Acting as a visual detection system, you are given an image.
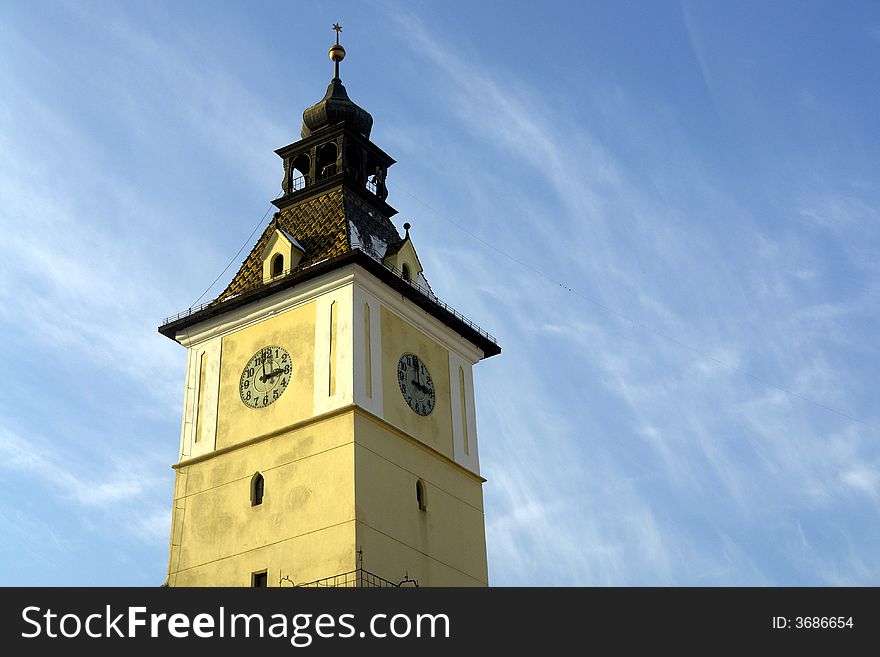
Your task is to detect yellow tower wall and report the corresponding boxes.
[379,306,454,459]
[167,411,356,587]
[353,411,488,586]
[215,301,316,451]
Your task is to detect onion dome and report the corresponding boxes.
[300,24,373,139]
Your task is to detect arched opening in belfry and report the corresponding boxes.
[369,165,388,200]
[316,142,338,181]
[291,153,310,191]
[401,263,411,283]
[345,147,363,184]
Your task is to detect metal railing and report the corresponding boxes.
[357,245,497,343]
[297,568,407,588]
[162,299,219,325]
[289,174,306,193]
[162,245,497,345]
[316,163,337,181]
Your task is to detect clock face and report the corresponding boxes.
[239,345,292,409]
[397,353,435,416]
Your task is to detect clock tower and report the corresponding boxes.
[159,29,500,587]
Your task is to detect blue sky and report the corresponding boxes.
[1,0,878,585]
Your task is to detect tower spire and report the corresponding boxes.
[329,22,345,81]
[301,23,372,139]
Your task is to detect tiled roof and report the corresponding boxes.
[215,187,401,303]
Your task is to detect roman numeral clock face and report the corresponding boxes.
[239,345,292,409]
[397,353,435,416]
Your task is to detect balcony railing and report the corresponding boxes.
[161,299,219,326]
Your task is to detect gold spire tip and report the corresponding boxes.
[329,22,346,65]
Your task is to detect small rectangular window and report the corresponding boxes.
[252,571,268,587]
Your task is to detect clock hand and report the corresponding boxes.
[260,367,285,383]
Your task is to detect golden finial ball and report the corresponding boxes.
[329,43,346,63]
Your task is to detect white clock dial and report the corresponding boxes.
[397,353,435,416]
[239,345,292,409]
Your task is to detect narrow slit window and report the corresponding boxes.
[271,253,284,277]
[251,472,264,506]
[401,264,411,282]
[416,479,427,512]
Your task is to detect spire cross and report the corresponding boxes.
[330,23,345,80]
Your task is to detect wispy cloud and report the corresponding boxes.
[388,10,880,585]
[0,428,161,509]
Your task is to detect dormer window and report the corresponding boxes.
[271,254,284,278]
[383,229,427,290]
[262,228,306,283]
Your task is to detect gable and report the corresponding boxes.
[383,237,424,284]
[260,229,307,282]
